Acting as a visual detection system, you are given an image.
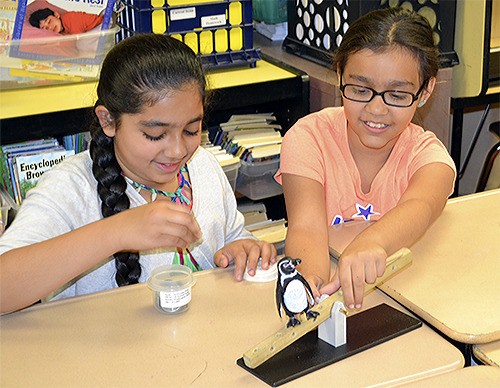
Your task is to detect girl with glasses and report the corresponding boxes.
[275,7,456,310]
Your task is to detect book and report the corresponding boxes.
[14,148,74,201]
[10,0,115,64]
[245,143,281,161]
[247,219,287,244]
[213,114,283,160]
[227,113,277,122]
[0,0,17,44]
[1,139,58,199]
[62,131,90,153]
[242,210,267,226]
[0,139,75,204]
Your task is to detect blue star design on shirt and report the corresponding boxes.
[352,203,379,221]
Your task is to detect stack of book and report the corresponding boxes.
[0,138,75,204]
[212,114,282,163]
[212,114,284,201]
[201,131,241,192]
[238,201,287,255]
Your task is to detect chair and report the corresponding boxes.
[476,121,500,192]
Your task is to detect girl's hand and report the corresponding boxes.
[114,200,202,252]
[319,243,387,309]
[213,239,277,281]
[303,273,325,303]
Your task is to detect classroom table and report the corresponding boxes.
[474,341,500,367]
[0,267,463,387]
[404,365,500,386]
[328,189,500,346]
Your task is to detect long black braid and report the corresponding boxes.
[89,34,207,287]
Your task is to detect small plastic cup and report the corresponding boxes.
[147,265,196,314]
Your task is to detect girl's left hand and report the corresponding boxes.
[213,239,277,281]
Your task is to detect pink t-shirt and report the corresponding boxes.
[275,107,456,226]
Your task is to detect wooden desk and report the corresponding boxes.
[329,189,500,345]
[404,365,500,386]
[474,341,500,367]
[0,269,463,387]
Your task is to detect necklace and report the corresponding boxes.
[124,166,191,205]
[123,166,201,271]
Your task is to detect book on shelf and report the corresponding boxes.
[246,143,281,159]
[242,210,267,226]
[1,139,56,198]
[247,218,287,244]
[226,113,277,122]
[214,113,284,163]
[11,0,116,60]
[239,202,287,244]
[2,0,116,84]
[213,113,282,147]
[0,139,75,204]
[15,148,74,201]
[62,131,90,153]
[0,0,17,44]
[237,201,267,215]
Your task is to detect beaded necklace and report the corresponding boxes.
[124,166,202,271]
[125,166,191,205]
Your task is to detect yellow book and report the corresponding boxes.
[251,224,287,244]
[10,68,83,82]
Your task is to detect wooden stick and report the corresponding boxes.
[242,247,412,369]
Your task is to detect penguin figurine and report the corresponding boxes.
[276,257,319,327]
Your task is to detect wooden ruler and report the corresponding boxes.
[242,247,412,369]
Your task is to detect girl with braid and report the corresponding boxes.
[0,34,276,314]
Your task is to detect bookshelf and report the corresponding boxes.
[1,59,308,143]
[0,58,310,220]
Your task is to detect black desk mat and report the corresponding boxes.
[237,303,422,386]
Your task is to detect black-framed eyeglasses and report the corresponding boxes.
[339,76,428,108]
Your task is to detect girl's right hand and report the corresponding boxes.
[113,200,202,252]
[304,273,325,303]
[319,243,387,309]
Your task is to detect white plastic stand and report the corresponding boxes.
[317,298,347,347]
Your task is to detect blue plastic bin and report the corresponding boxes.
[117,0,261,69]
